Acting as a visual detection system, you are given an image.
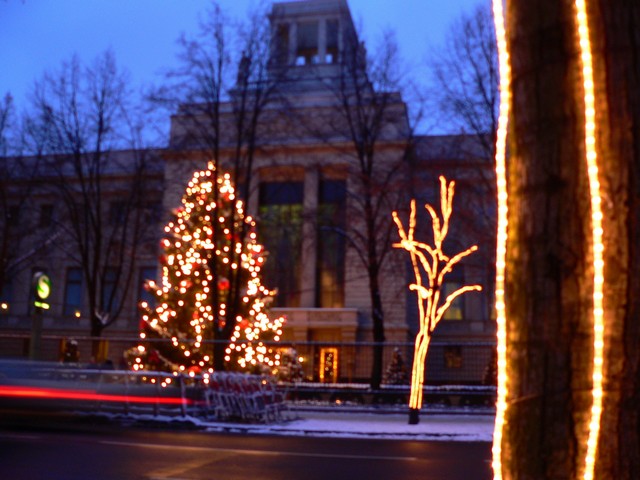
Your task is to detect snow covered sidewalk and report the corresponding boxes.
[200,410,495,442]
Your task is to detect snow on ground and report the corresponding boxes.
[87,404,495,442]
[199,410,495,442]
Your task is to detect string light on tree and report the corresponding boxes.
[575,0,605,477]
[490,1,606,476]
[131,161,285,377]
[491,0,511,476]
[393,176,481,425]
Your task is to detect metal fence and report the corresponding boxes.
[0,333,496,387]
[0,360,289,422]
[0,333,498,411]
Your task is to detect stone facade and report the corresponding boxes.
[0,0,496,379]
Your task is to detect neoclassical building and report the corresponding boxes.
[0,0,496,382]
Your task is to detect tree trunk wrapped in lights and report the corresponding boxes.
[393,176,481,425]
[130,161,284,377]
[491,0,640,478]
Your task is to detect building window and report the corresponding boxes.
[101,268,119,314]
[0,278,12,312]
[296,21,319,65]
[143,202,162,224]
[259,181,304,307]
[109,201,126,225]
[273,23,290,65]
[39,204,54,228]
[6,205,19,228]
[326,19,339,63]
[442,268,464,320]
[316,180,346,307]
[444,345,463,368]
[138,267,156,309]
[63,268,83,316]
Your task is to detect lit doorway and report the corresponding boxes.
[319,347,339,383]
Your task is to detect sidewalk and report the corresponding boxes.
[199,409,495,442]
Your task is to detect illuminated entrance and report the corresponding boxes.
[319,347,338,383]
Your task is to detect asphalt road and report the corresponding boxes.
[0,419,492,480]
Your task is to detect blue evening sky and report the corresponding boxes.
[0,0,482,130]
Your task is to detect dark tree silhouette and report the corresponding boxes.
[26,51,160,353]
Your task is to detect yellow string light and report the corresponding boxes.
[491,1,604,476]
[575,0,605,478]
[393,177,481,415]
[491,0,510,477]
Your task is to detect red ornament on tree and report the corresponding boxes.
[218,277,230,291]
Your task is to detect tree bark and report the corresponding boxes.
[504,0,593,477]
[587,1,640,478]
[503,0,640,478]
[370,279,385,390]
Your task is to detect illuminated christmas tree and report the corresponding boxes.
[383,348,409,386]
[132,161,284,376]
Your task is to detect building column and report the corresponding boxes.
[300,167,318,308]
[318,19,327,63]
[337,18,343,63]
[289,22,297,65]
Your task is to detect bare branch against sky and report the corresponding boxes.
[0,0,480,136]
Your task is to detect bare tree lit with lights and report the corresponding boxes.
[132,162,284,376]
[393,176,481,425]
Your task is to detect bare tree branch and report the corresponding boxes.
[25,51,161,349]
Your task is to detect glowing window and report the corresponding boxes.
[316,180,346,308]
[258,182,304,307]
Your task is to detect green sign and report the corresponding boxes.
[33,272,51,310]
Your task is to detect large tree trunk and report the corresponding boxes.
[588,1,640,478]
[370,282,385,390]
[502,0,640,478]
[504,2,592,477]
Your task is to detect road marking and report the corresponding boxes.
[101,440,418,462]
[0,433,41,441]
[148,456,214,479]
